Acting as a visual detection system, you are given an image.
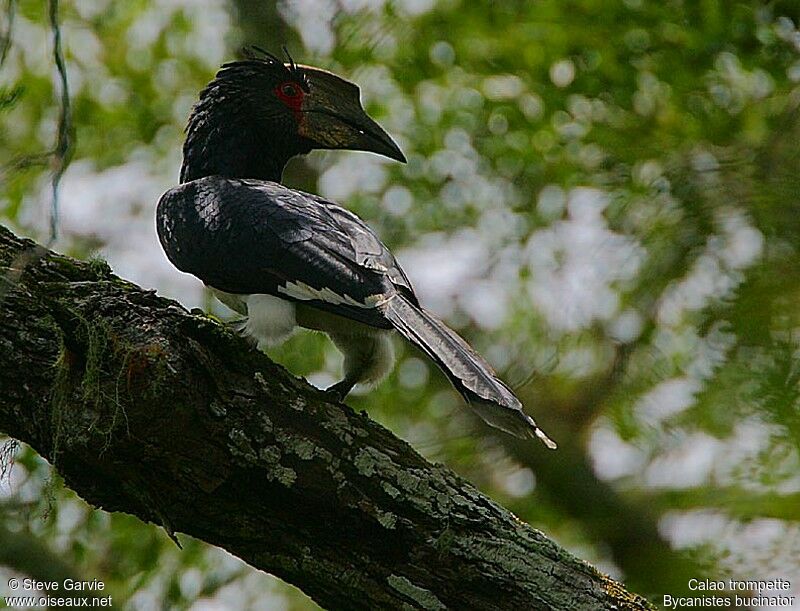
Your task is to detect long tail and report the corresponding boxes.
[382,294,556,449]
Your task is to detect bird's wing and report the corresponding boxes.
[308,193,416,295]
[157,176,415,328]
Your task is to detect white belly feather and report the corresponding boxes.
[209,287,395,388]
[243,294,297,349]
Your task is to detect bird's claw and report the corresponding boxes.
[324,380,354,403]
[324,388,346,403]
[227,317,248,333]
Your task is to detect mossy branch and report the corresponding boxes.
[0,224,654,611]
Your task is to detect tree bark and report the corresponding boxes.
[0,224,653,611]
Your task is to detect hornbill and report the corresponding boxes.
[156,49,555,447]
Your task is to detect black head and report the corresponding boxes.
[180,48,405,183]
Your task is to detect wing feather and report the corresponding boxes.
[157,176,415,327]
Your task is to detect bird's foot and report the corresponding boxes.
[324,379,356,403]
[228,317,249,334]
[223,318,258,347]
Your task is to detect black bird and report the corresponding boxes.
[157,49,555,447]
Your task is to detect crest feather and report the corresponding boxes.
[233,45,309,90]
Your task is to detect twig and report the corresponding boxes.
[0,0,71,305]
[47,0,72,246]
[0,438,20,484]
[0,0,15,68]
[0,152,54,176]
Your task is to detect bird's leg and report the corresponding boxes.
[229,317,249,333]
[226,317,258,347]
[323,331,393,402]
[325,377,358,402]
[192,309,256,345]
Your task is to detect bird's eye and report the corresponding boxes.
[280,82,299,97]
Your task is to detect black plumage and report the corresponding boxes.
[156,49,555,447]
[158,177,412,329]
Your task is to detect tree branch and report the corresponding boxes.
[0,224,653,611]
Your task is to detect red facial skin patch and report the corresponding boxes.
[274,81,305,124]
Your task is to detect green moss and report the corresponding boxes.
[47,254,83,276]
[49,311,140,460]
[81,318,132,450]
[50,338,76,465]
[81,317,111,406]
[120,342,172,403]
[40,471,62,521]
[604,574,656,610]
[87,256,112,278]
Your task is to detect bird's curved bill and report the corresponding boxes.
[296,65,405,162]
[300,108,406,163]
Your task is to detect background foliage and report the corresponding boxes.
[2,0,800,608]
